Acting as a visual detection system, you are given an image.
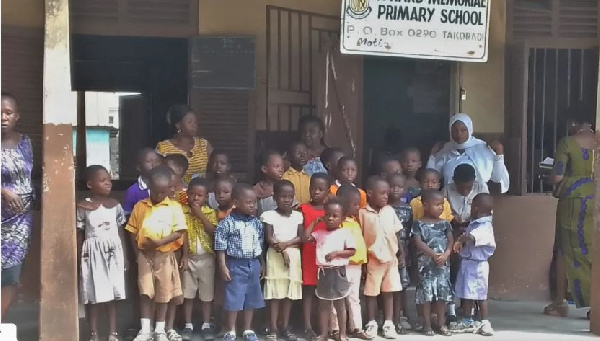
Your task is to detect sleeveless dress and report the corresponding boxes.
[156,137,209,182]
[300,204,326,286]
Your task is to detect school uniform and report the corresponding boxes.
[282,167,311,205]
[123,176,150,215]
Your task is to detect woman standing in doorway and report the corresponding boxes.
[156,105,213,182]
[1,92,35,318]
[428,113,509,193]
[545,101,595,318]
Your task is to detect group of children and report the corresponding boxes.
[76,120,497,341]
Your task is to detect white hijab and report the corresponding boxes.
[448,113,486,150]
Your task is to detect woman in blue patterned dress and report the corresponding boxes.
[1,93,34,317]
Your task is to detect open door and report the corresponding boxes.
[119,94,148,181]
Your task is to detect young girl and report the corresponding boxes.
[304,198,356,341]
[77,165,127,341]
[254,150,286,216]
[207,150,233,210]
[300,172,331,339]
[412,189,454,336]
[400,147,422,202]
[299,115,328,176]
[262,180,303,341]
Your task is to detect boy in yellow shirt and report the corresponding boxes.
[410,169,454,221]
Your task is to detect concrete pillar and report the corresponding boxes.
[592,55,600,336]
[39,0,78,339]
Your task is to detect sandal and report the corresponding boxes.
[438,326,452,336]
[89,332,99,341]
[280,330,297,341]
[329,330,340,340]
[304,329,318,340]
[423,328,435,337]
[266,332,278,341]
[311,335,327,341]
[108,332,120,341]
[543,301,569,317]
[336,336,349,341]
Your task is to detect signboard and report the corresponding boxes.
[340,0,491,62]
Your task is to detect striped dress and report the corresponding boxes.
[156,137,209,182]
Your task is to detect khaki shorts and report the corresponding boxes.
[364,257,402,296]
[182,253,215,301]
[138,251,183,304]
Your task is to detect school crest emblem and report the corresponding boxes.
[346,0,372,19]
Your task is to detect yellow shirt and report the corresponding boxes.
[282,167,311,205]
[126,197,187,253]
[183,205,218,254]
[342,217,367,265]
[156,137,208,183]
[410,196,454,221]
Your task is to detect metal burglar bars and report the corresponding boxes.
[526,48,598,193]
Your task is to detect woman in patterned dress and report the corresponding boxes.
[1,92,35,317]
[156,105,213,182]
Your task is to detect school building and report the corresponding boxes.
[1,0,600,339]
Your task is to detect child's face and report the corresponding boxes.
[215,181,233,207]
[177,112,198,137]
[149,177,172,205]
[324,203,344,231]
[325,151,345,175]
[381,160,402,179]
[421,172,441,190]
[455,180,475,197]
[261,154,284,181]
[210,154,230,176]
[401,151,422,176]
[138,152,162,176]
[340,192,361,217]
[275,185,295,212]
[368,181,390,208]
[166,160,185,179]
[338,160,357,184]
[309,178,329,205]
[301,122,323,148]
[423,195,444,219]
[389,176,406,201]
[87,169,112,196]
[187,185,208,207]
[451,121,469,145]
[289,144,308,169]
[233,189,257,216]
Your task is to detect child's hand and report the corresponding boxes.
[260,262,266,279]
[220,264,231,281]
[77,201,100,211]
[282,251,290,268]
[431,142,444,156]
[277,241,289,252]
[325,251,337,262]
[315,216,324,224]
[179,254,188,272]
[434,253,444,266]
[453,241,463,254]
[397,255,405,269]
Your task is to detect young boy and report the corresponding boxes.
[127,166,187,341]
[452,193,496,336]
[359,176,403,340]
[379,156,402,180]
[214,177,236,222]
[180,178,218,341]
[320,147,345,178]
[123,148,162,216]
[445,163,488,229]
[330,157,367,208]
[207,150,233,209]
[410,169,453,221]
[165,154,190,204]
[400,147,423,202]
[282,141,311,205]
[214,183,266,341]
[254,150,286,216]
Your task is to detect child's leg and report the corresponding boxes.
[166,301,178,331]
[393,291,402,322]
[154,302,168,332]
[366,296,378,323]
[401,291,408,319]
[184,299,194,325]
[281,299,293,332]
[477,300,489,320]
[332,299,348,338]
[422,302,432,332]
[140,295,153,333]
[381,292,394,322]
[435,301,446,329]
[318,299,332,338]
[462,299,474,319]
[223,311,238,333]
[302,286,315,331]
[202,301,213,326]
[268,300,280,334]
[242,309,254,332]
[346,265,363,332]
[86,304,98,334]
[106,301,117,334]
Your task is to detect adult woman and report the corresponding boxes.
[156,105,213,182]
[298,115,327,176]
[545,101,594,317]
[1,92,34,317]
[427,113,509,193]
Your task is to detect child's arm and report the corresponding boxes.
[125,205,141,260]
[180,231,189,271]
[283,223,304,249]
[303,217,323,241]
[142,230,185,251]
[397,241,405,268]
[411,221,437,258]
[217,250,231,281]
[325,248,356,262]
[265,223,276,248]
[191,204,216,234]
[436,223,455,266]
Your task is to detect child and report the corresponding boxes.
[127,166,187,341]
[215,177,236,222]
[412,189,454,336]
[254,150,286,216]
[180,178,218,341]
[77,165,127,341]
[410,169,454,221]
[298,115,328,175]
[387,173,413,334]
[400,147,423,202]
[165,153,189,204]
[379,156,402,180]
[335,185,370,340]
[123,148,162,216]
[214,183,266,341]
[207,150,233,209]
[320,147,345,178]
[300,172,330,339]
[360,176,403,340]
[452,193,496,336]
[330,157,367,208]
[261,180,303,341]
[282,142,311,205]
[304,198,356,341]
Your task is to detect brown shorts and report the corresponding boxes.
[364,257,402,296]
[182,253,215,301]
[138,251,183,304]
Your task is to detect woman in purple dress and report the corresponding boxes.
[1,93,34,317]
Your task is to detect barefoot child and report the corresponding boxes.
[412,189,454,336]
[300,173,330,339]
[215,184,266,341]
[452,193,496,336]
[282,142,311,205]
[180,178,218,341]
[360,176,403,340]
[330,157,367,208]
[304,198,356,341]
[400,147,423,202]
[262,180,303,341]
[127,166,187,341]
[77,165,127,341]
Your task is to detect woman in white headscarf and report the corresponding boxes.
[427,113,509,193]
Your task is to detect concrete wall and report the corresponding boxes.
[1,0,43,28]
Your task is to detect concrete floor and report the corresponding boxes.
[2,300,596,341]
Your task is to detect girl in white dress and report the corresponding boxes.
[77,165,127,341]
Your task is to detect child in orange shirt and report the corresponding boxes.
[329,157,367,208]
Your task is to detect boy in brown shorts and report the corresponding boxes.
[127,166,188,341]
[359,176,404,340]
